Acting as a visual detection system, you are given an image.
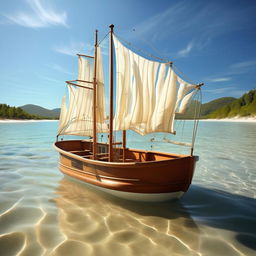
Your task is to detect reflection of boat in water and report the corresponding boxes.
[54,24,203,202]
[55,177,197,219]
[53,177,200,255]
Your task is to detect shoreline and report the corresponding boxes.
[200,117,256,123]
[1,118,256,124]
[0,119,58,123]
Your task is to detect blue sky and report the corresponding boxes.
[0,0,256,109]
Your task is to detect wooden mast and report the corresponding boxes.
[93,30,98,160]
[108,24,114,162]
[122,130,126,162]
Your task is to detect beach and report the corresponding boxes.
[0,119,58,123]
[0,117,255,123]
[202,117,256,123]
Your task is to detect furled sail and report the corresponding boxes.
[58,46,107,136]
[113,36,198,135]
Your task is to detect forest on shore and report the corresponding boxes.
[0,104,45,119]
[1,89,255,120]
[207,89,256,118]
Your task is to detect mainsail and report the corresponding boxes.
[113,35,199,135]
[58,46,107,136]
[58,35,199,138]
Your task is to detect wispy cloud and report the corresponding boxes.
[128,1,256,57]
[177,41,194,58]
[204,60,256,83]
[54,41,92,56]
[40,75,62,84]
[54,40,109,57]
[204,87,234,94]
[204,87,246,97]
[206,77,232,83]
[130,1,191,41]
[99,39,109,56]
[229,60,256,75]
[5,0,67,28]
[50,64,74,76]
[229,60,256,69]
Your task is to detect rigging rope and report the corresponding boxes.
[191,88,202,155]
[114,33,200,85]
[97,30,202,87]
[98,31,110,46]
[114,33,170,63]
[95,29,204,155]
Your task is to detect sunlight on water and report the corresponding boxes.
[0,121,255,256]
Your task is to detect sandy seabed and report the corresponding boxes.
[0,119,255,256]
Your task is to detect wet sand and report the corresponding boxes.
[0,176,255,256]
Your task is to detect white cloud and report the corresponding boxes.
[99,38,109,56]
[204,87,234,94]
[54,41,93,56]
[128,1,256,57]
[130,1,191,41]
[177,41,194,58]
[205,87,246,97]
[206,77,232,83]
[229,60,256,69]
[228,60,256,75]
[5,0,67,28]
[54,37,109,57]
[50,64,74,76]
[40,75,62,84]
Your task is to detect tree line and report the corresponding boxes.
[208,89,256,118]
[0,104,42,119]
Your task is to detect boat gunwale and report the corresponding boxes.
[54,140,195,168]
[59,162,190,187]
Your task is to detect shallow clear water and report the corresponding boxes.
[0,121,255,256]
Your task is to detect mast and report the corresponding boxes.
[108,24,114,162]
[93,30,98,160]
[122,130,126,162]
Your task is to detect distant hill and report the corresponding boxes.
[5,89,255,121]
[52,108,61,113]
[0,104,42,119]
[207,89,256,118]
[20,104,60,119]
[201,97,236,117]
[176,97,236,119]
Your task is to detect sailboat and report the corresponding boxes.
[54,25,203,202]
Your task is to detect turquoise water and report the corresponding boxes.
[0,120,255,255]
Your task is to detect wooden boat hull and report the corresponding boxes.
[54,140,197,202]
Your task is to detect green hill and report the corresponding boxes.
[52,108,61,113]
[207,89,256,118]
[0,104,42,119]
[201,97,236,117]
[20,104,60,119]
[176,97,236,119]
[3,89,255,121]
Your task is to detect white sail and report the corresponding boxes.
[58,46,107,136]
[176,90,197,114]
[113,36,198,135]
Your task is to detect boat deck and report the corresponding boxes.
[56,139,185,163]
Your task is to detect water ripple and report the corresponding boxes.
[0,121,255,255]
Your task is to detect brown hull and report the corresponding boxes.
[54,140,197,199]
